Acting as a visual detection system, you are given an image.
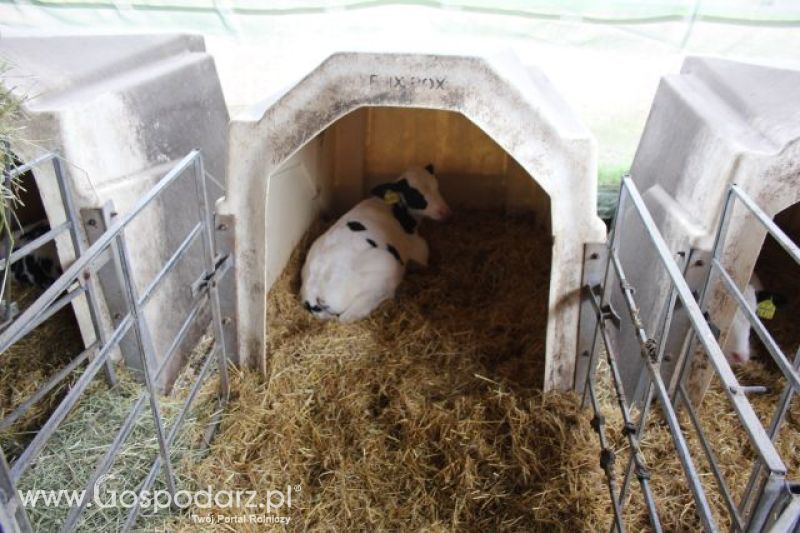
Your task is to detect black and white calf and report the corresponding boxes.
[3,223,61,289]
[724,278,760,365]
[301,165,451,321]
[723,272,790,365]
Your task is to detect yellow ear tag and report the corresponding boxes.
[757,298,776,320]
[383,190,401,205]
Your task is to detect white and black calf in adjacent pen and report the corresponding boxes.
[723,273,787,365]
[3,222,61,288]
[301,165,451,322]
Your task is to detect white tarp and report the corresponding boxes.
[1,0,799,188]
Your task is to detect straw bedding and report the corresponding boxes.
[603,359,800,532]
[178,210,798,532]
[10,335,220,532]
[181,211,617,531]
[0,281,85,457]
[5,210,795,531]
[0,280,221,530]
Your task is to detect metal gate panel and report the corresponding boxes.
[582,176,798,532]
[0,150,232,532]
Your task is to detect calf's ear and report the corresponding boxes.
[425,163,435,174]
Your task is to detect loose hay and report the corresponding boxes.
[13,334,221,532]
[593,358,800,532]
[178,210,798,532]
[182,211,616,531]
[0,278,220,531]
[0,281,84,457]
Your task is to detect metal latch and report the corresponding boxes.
[601,303,622,329]
[590,284,622,329]
[191,254,232,298]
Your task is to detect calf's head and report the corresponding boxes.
[371,164,452,221]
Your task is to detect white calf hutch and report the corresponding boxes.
[612,57,800,406]
[589,57,800,530]
[0,34,229,389]
[0,36,798,531]
[220,51,606,391]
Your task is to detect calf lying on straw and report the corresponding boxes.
[301,165,451,321]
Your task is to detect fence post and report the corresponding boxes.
[191,151,230,400]
[113,229,177,496]
[52,157,117,386]
[0,447,31,533]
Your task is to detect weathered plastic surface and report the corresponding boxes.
[220,50,606,391]
[0,34,229,389]
[617,57,800,402]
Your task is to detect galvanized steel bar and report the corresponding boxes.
[672,187,736,410]
[166,345,219,445]
[586,288,663,533]
[585,374,627,533]
[0,222,70,270]
[5,153,56,179]
[617,268,683,522]
[582,177,630,531]
[0,342,97,431]
[620,178,785,475]
[740,346,800,521]
[766,345,800,446]
[121,344,220,532]
[711,258,800,392]
[610,246,719,531]
[1,170,15,304]
[192,154,230,400]
[10,314,134,481]
[618,382,656,511]
[677,383,745,530]
[53,156,117,386]
[121,455,161,533]
[114,230,177,496]
[159,255,232,369]
[658,182,796,528]
[582,293,606,410]
[730,185,800,266]
[0,499,22,533]
[138,221,203,308]
[0,447,32,533]
[0,150,200,355]
[582,179,628,408]
[118,268,231,528]
[59,280,223,531]
[768,493,800,533]
[747,474,787,532]
[58,395,148,532]
[3,284,86,348]
[0,150,229,532]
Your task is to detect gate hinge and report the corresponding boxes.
[191,254,232,298]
